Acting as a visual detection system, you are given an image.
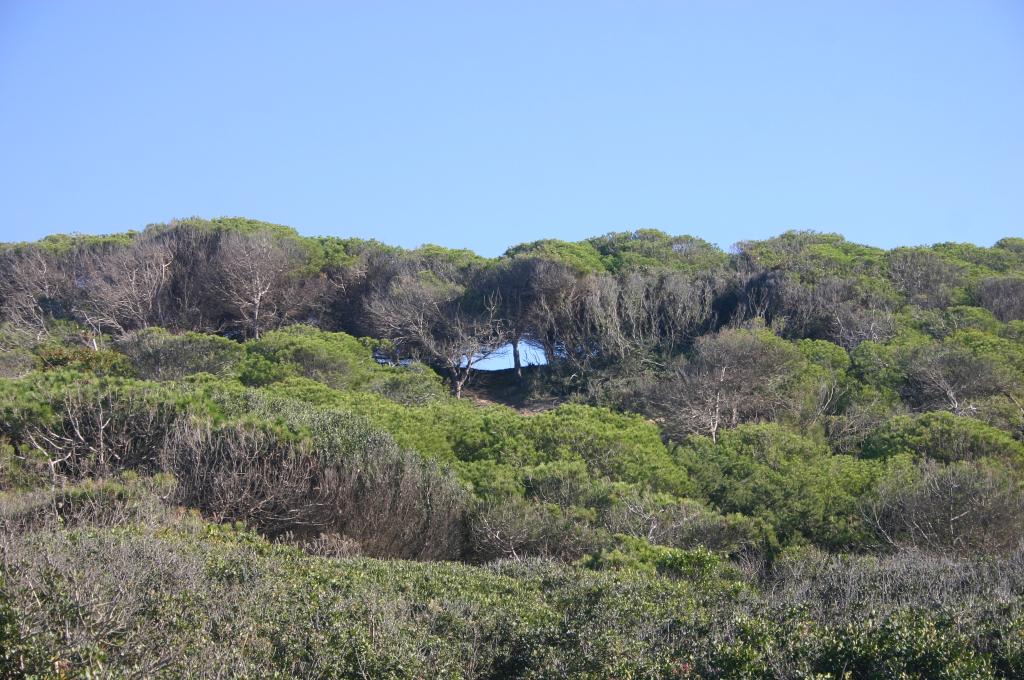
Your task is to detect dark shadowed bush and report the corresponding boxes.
[163,412,471,561]
[865,459,1024,555]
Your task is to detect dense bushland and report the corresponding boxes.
[2,219,1023,677]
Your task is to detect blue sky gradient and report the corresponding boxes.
[1,1,1021,254]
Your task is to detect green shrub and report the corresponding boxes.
[581,534,740,584]
[521,405,693,496]
[804,611,997,679]
[0,473,176,533]
[676,423,882,550]
[250,381,691,499]
[33,345,134,376]
[116,327,243,380]
[1,510,1022,677]
[243,325,446,403]
[864,411,1024,467]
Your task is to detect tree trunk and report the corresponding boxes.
[512,335,523,379]
[451,367,469,399]
[251,291,261,339]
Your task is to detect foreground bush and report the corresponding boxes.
[2,524,1021,679]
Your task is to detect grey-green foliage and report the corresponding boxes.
[2,522,1020,679]
[116,327,244,379]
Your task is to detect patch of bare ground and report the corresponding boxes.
[460,366,564,414]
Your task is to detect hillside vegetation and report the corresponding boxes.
[2,218,1024,677]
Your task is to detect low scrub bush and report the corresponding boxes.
[864,459,1024,555]
[164,415,471,560]
[116,327,243,380]
[3,524,1020,679]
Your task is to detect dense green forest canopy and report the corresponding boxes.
[2,217,1024,677]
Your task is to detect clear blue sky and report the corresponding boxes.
[1,1,1021,255]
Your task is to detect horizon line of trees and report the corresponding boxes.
[4,216,1023,399]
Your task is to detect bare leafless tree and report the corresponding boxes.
[864,460,1024,555]
[902,342,1019,415]
[601,491,756,553]
[887,248,961,309]
[215,229,318,338]
[469,497,599,561]
[488,258,552,378]
[74,237,174,336]
[647,327,801,442]
[974,276,1024,322]
[10,383,174,482]
[0,246,72,338]
[368,271,508,397]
